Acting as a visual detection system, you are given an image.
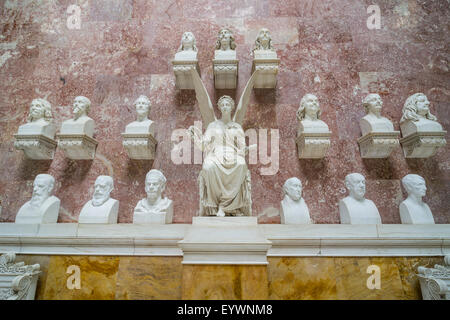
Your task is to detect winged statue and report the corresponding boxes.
[188,68,260,217]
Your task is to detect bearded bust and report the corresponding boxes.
[18,98,56,139]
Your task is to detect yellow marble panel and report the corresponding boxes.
[115,256,183,300]
[267,257,337,300]
[182,265,268,300]
[42,256,119,300]
[16,255,50,300]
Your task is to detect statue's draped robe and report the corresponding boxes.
[198,120,251,216]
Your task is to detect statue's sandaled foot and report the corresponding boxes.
[216,207,225,217]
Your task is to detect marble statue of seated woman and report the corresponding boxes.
[360,94,395,135]
[174,32,198,61]
[59,96,95,137]
[17,98,56,139]
[297,94,330,134]
[124,95,155,135]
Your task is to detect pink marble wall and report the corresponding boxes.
[0,0,448,224]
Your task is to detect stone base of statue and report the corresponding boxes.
[133,201,173,224]
[0,253,40,300]
[296,132,332,159]
[400,131,446,158]
[57,134,98,160]
[213,59,238,89]
[417,255,450,300]
[172,60,200,90]
[178,217,271,265]
[357,131,400,158]
[122,133,157,160]
[252,58,280,89]
[13,134,57,160]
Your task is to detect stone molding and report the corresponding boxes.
[122,133,157,160]
[417,254,450,300]
[400,131,447,158]
[57,133,98,160]
[357,131,400,158]
[14,134,57,160]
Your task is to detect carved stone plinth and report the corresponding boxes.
[57,134,98,160]
[357,131,400,158]
[0,253,40,300]
[400,131,447,158]
[417,255,450,300]
[14,134,57,160]
[122,133,157,160]
[213,59,238,89]
[296,132,331,159]
[172,60,200,90]
[252,58,280,89]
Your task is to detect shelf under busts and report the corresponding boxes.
[357,131,401,158]
[122,133,157,160]
[213,59,238,89]
[296,131,332,159]
[252,58,280,89]
[172,60,200,90]
[14,134,57,160]
[57,134,98,160]
[400,131,447,158]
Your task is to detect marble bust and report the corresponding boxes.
[124,95,155,135]
[59,96,95,137]
[133,169,173,224]
[78,176,119,224]
[215,28,236,60]
[297,94,330,133]
[175,31,198,61]
[253,28,277,59]
[15,174,60,224]
[17,98,56,139]
[280,177,311,224]
[400,93,442,137]
[339,173,382,224]
[399,174,435,224]
[360,94,395,135]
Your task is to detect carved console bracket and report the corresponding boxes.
[357,131,400,158]
[57,134,98,160]
[172,60,200,90]
[122,133,157,160]
[252,58,280,89]
[417,254,450,300]
[213,59,238,89]
[400,131,447,158]
[296,132,331,159]
[14,134,57,160]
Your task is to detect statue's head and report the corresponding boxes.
[72,96,91,120]
[216,28,236,51]
[363,93,383,115]
[92,175,114,207]
[27,98,53,123]
[218,95,235,116]
[401,93,437,123]
[254,28,274,51]
[283,177,303,201]
[178,32,197,52]
[345,173,366,201]
[30,174,55,207]
[145,169,167,203]
[297,94,321,121]
[134,95,151,120]
[402,174,426,198]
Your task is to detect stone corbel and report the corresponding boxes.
[172,60,201,90]
[357,131,400,158]
[57,134,98,160]
[417,255,450,300]
[400,131,447,158]
[14,134,57,160]
[122,133,157,160]
[213,59,238,89]
[296,132,332,159]
[252,58,280,89]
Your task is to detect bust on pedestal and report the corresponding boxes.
[78,176,119,224]
[399,93,446,158]
[172,32,200,90]
[15,174,60,224]
[339,173,382,224]
[280,177,311,224]
[122,95,157,159]
[251,28,280,89]
[296,94,332,159]
[14,98,57,159]
[357,94,400,158]
[399,174,435,224]
[57,96,98,159]
[133,169,173,224]
[213,28,238,89]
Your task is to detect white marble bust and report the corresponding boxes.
[339,173,382,224]
[360,94,395,135]
[15,174,60,224]
[280,177,311,224]
[133,169,173,224]
[124,95,155,135]
[17,98,56,139]
[174,32,198,61]
[253,28,277,59]
[399,174,435,224]
[214,28,236,60]
[78,176,119,224]
[59,96,95,137]
[297,94,330,134]
[400,93,443,137]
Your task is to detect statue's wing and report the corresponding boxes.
[190,67,216,127]
[233,70,259,125]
